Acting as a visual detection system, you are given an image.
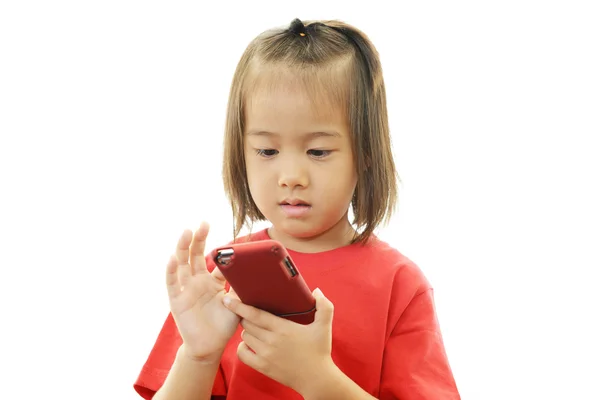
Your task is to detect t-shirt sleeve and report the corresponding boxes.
[379,289,460,400]
[133,254,227,399]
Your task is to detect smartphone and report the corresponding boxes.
[211,239,316,324]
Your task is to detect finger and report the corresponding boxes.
[223,296,280,331]
[226,285,240,300]
[241,318,272,343]
[177,264,192,288]
[313,288,334,325]
[165,255,180,298]
[175,230,193,287]
[211,265,228,284]
[237,341,266,372]
[189,222,210,275]
[175,229,193,264]
[241,329,268,355]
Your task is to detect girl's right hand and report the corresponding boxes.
[166,222,240,363]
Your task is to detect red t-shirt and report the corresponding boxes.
[134,229,460,399]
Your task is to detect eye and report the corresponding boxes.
[256,149,278,158]
[307,149,332,159]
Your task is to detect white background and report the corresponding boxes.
[1,1,599,399]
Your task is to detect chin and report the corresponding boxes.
[275,219,326,240]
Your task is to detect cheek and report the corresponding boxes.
[322,159,357,195]
[244,156,272,198]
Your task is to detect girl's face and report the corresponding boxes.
[244,79,358,252]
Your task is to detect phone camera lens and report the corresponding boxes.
[216,249,234,265]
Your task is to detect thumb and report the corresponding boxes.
[313,288,334,325]
[227,285,241,301]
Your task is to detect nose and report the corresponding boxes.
[277,156,309,189]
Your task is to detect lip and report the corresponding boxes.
[280,204,312,218]
[280,198,310,206]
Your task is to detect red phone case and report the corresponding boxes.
[211,240,316,324]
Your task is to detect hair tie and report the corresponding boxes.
[289,18,308,37]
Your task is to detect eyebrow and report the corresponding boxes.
[246,130,341,139]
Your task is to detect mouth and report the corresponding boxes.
[279,200,312,217]
[280,199,311,207]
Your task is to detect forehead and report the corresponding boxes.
[243,64,350,134]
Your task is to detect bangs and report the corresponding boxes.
[242,58,352,121]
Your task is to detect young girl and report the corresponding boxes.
[134,18,460,399]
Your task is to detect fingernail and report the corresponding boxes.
[223,296,231,307]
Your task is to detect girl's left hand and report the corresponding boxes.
[223,288,337,396]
